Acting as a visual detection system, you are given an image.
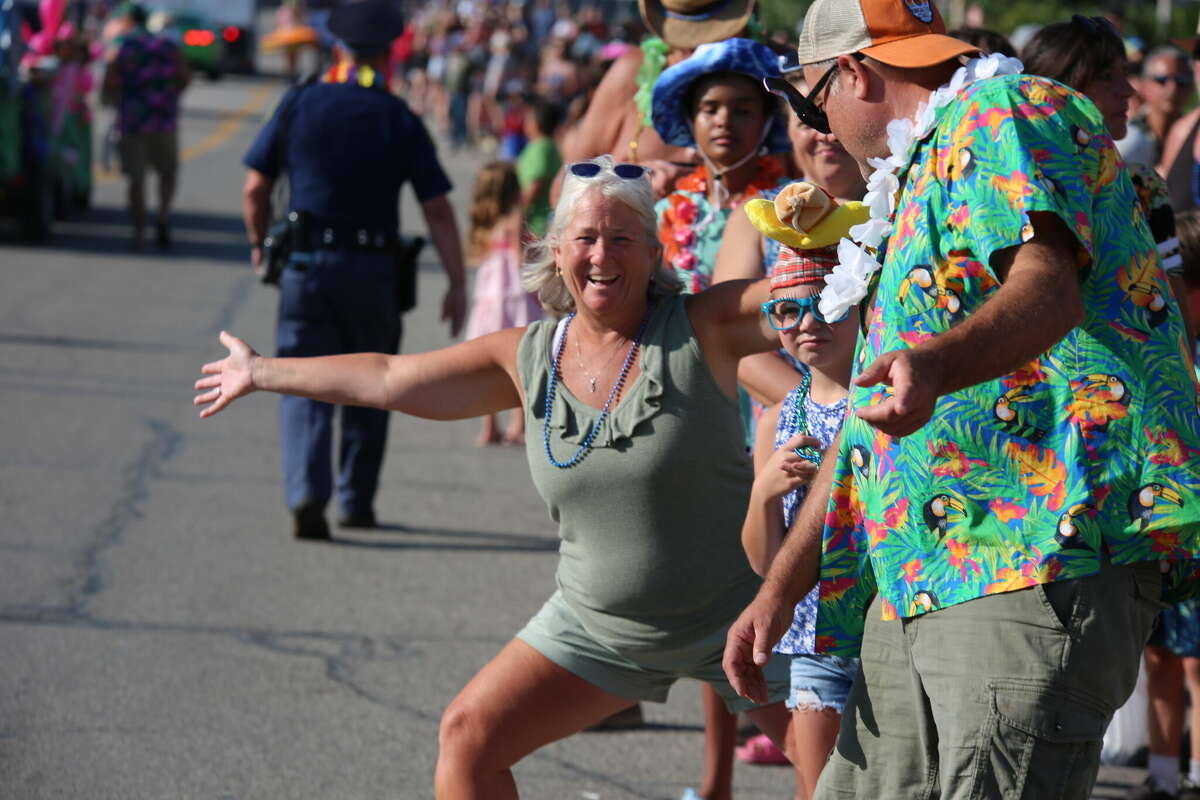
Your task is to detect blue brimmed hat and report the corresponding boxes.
[651,38,790,153]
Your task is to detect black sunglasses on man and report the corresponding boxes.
[763,53,866,135]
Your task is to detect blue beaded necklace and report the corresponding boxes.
[543,307,652,469]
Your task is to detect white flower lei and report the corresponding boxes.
[817,53,1025,321]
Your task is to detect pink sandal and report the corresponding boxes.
[735,733,790,765]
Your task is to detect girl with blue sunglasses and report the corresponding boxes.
[740,243,861,800]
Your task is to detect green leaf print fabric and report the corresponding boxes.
[815,74,1200,657]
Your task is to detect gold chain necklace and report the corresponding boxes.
[574,331,629,393]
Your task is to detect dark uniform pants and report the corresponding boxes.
[276,248,401,515]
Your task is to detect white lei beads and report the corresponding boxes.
[817,53,1025,322]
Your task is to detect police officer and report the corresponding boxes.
[241,0,466,540]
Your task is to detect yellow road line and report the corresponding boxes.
[95,84,274,184]
[180,85,273,161]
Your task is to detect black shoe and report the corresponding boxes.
[1127,777,1178,800]
[337,509,377,529]
[156,221,171,249]
[293,503,330,540]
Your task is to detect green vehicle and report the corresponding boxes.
[150,9,225,80]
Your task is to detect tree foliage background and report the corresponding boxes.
[756,0,1200,50]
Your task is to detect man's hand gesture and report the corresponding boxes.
[853,347,945,437]
[722,590,793,704]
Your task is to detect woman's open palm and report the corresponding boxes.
[194,331,258,418]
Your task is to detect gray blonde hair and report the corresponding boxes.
[521,155,682,315]
[1142,46,1190,77]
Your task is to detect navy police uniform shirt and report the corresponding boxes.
[243,80,451,233]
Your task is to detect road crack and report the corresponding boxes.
[64,418,182,617]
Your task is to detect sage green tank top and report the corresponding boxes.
[518,295,761,653]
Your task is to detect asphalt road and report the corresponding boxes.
[0,70,1148,800]
[0,70,800,800]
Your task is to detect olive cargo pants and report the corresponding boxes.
[816,558,1164,799]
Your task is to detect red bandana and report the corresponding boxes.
[770,245,839,290]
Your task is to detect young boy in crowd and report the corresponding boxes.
[515,98,563,238]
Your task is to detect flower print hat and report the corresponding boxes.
[650,37,791,155]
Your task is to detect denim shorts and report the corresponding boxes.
[787,653,860,713]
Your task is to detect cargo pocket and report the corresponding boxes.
[1130,561,1169,644]
[1130,561,1168,613]
[971,681,1106,800]
[1036,578,1079,634]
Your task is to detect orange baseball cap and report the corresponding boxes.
[796,0,980,69]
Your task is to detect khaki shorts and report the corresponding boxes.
[118,130,178,181]
[815,558,1165,800]
[517,590,791,713]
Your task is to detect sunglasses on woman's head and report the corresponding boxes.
[761,296,848,329]
[1149,72,1195,86]
[763,53,864,136]
[568,162,647,180]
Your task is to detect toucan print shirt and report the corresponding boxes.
[815,74,1200,656]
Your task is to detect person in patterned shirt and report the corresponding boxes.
[1021,18,1193,344]
[101,3,189,250]
[1020,22,1200,799]
[723,1,1200,798]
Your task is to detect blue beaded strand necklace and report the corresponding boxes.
[543,307,652,469]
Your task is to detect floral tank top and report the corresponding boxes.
[774,375,849,655]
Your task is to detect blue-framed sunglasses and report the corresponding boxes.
[568,162,648,180]
[761,296,848,329]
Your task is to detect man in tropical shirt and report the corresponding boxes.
[724,1,1200,797]
[102,3,189,250]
